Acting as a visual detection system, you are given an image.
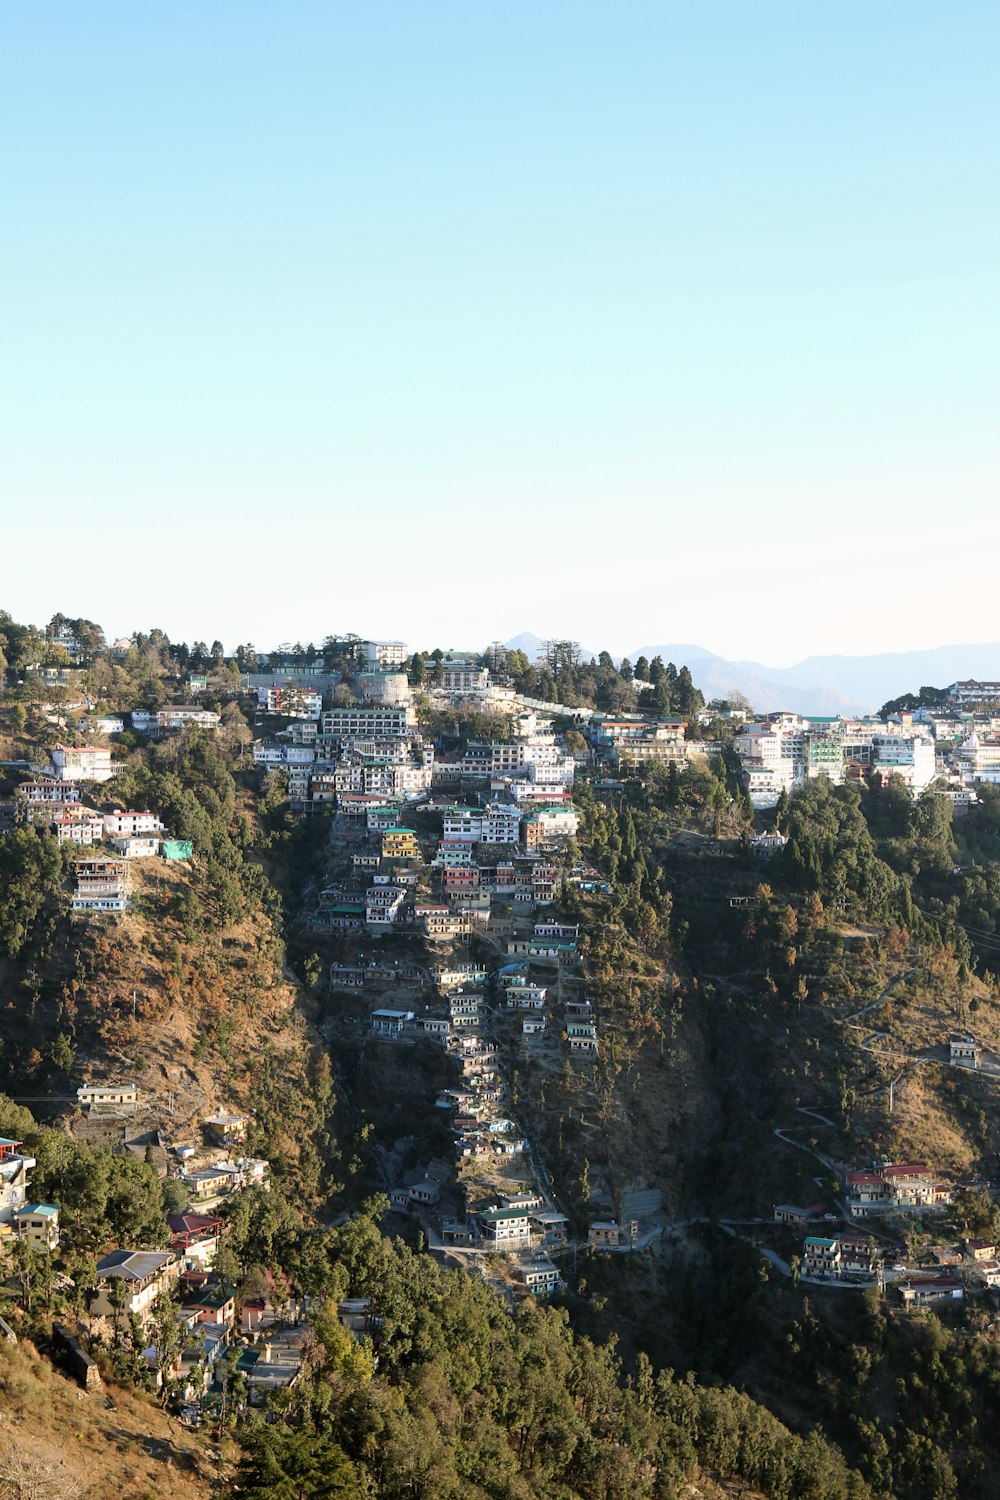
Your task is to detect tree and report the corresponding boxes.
[236,1429,361,1498]
[106,1273,129,1341]
[150,1290,183,1400]
[11,1236,52,1314]
[0,829,63,959]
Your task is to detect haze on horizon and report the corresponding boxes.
[2,2,998,663]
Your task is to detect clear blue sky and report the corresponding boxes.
[2,3,998,663]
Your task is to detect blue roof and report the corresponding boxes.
[16,1203,59,1217]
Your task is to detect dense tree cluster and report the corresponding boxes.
[232,1207,868,1500]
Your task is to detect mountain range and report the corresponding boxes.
[503,634,1000,716]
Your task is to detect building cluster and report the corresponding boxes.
[733,712,940,809]
[588,715,688,768]
[844,1161,952,1218]
[15,1094,313,1404]
[732,688,1000,810]
[11,777,192,914]
[304,683,672,1290]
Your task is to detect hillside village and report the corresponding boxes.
[7,621,1000,1496]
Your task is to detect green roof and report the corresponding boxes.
[183,1283,236,1311]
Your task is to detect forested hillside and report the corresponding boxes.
[3,613,1000,1499]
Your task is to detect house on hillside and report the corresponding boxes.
[0,1140,36,1226]
[91,1250,179,1327]
[477,1207,532,1248]
[898,1276,964,1307]
[181,1283,237,1327]
[50,746,116,783]
[168,1212,223,1269]
[370,1008,414,1038]
[204,1111,248,1147]
[588,1221,626,1249]
[13,1203,60,1251]
[773,1204,828,1227]
[514,1257,563,1295]
[77,1082,138,1114]
[950,1034,980,1067]
[845,1162,950,1217]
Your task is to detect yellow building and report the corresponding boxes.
[13,1204,60,1252]
[381,827,421,861]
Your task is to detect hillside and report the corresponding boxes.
[0,1333,227,1499]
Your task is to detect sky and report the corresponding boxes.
[2,2,998,665]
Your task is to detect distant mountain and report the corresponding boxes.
[629,642,1000,716]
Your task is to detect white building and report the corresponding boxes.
[257,684,323,719]
[957,734,1000,785]
[158,707,221,732]
[50,746,115,783]
[110,834,162,858]
[103,810,163,836]
[0,1139,37,1225]
[362,641,408,671]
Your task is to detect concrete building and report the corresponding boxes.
[361,641,408,671]
[50,746,116,783]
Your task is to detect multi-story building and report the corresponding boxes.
[361,640,408,671]
[802,1233,878,1280]
[19,779,81,804]
[320,706,409,741]
[0,1136,37,1225]
[852,733,937,792]
[382,827,422,861]
[433,962,489,992]
[415,904,486,942]
[522,805,580,847]
[13,1203,60,1252]
[52,812,107,846]
[103,810,164,837]
[435,662,490,693]
[508,780,573,805]
[257,684,323,719]
[110,834,162,858]
[590,716,687,767]
[956,733,1000,785]
[92,1250,180,1328]
[477,1207,532,1249]
[72,857,130,913]
[365,884,407,929]
[947,680,1000,706]
[155,707,222,732]
[845,1162,950,1217]
[50,746,116,783]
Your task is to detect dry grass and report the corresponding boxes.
[0,1336,227,1500]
